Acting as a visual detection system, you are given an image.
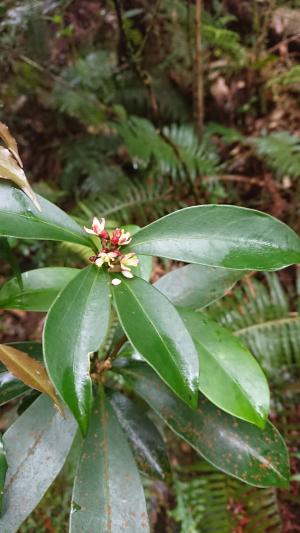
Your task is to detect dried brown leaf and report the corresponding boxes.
[0,344,63,414]
[0,122,22,168]
[0,123,41,211]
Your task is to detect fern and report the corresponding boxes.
[60,135,124,193]
[119,76,190,122]
[203,24,244,62]
[207,273,300,378]
[267,65,300,90]
[206,122,245,144]
[202,11,246,63]
[251,132,300,180]
[116,116,220,181]
[52,51,116,124]
[77,178,182,225]
[171,461,281,533]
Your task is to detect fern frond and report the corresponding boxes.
[203,24,244,61]
[116,117,220,181]
[52,51,116,124]
[251,132,300,180]
[77,179,181,225]
[171,461,281,533]
[60,135,124,193]
[267,65,300,90]
[58,242,93,264]
[202,11,246,63]
[208,274,300,377]
[206,122,245,144]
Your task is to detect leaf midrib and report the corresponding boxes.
[196,340,264,425]
[0,345,49,395]
[124,368,287,487]
[235,315,300,336]
[131,235,291,253]
[0,208,87,244]
[120,280,188,387]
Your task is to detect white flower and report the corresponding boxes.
[118,230,132,245]
[84,217,105,236]
[120,253,139,278]
[111,278,122,286]
[111,228,132,246]
[95,251,118,268]
[121,270,134,279]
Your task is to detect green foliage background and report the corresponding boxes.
[1,0,300,531]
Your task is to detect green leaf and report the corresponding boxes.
[124,224,153,281]
[122,362,290,488]
[111,275,199,407]
[0,395,76,532]
[43,266,111,435]
[70,387,149,532]
[179,309,270,427]
[109,391,170,480]
[136,254,153,281]
[127,205,300,270]
[155,264,244,309]
[0,182,93,248]
[0,435,7,516]
[0,237,22,289]
[0,371,29,406]
[0,267,80,311]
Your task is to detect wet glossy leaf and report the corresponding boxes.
[124,224,152,281]
[155,264,244,309]
[122,362,289,488]
[111,274,199,407]
[110,391,170,479]
[0,237,22,289]
[0,435,7,516]
[179,309,270,427]
[0,182,93,248]
[127,205,300,270]
[43,266,111,435]
[0,344,62,412]
[0,267,79,311]
[0,371,29,407]
[70,387,149,533]
[5,342,43,361]
[0,395,76,533]
[136,254,153,281]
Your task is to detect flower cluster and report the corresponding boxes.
[84,217,139,284]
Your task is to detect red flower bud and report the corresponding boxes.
[100,230,109,240]
[89,255,97,263]
[111,229,122,245]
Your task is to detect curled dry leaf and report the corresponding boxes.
[0,123,41,211]
[0,344,63,415]
[0,122,22,168]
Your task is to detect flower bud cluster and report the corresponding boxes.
[84,217,139,284]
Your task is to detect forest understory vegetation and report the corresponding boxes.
[1,0,300,531]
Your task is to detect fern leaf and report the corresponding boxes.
[171,461,281,533]
[207,274,300,376]
[78,179,181,225]
[116,116,220,182]
[251,132,300,180]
